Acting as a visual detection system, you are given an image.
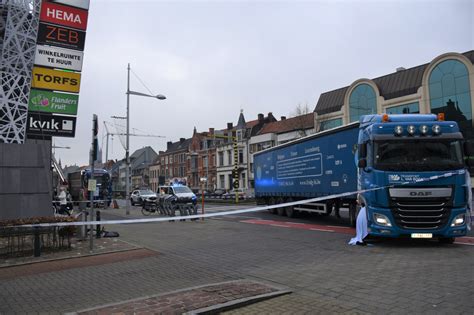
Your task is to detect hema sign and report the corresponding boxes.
[40,1,88,30]
[37,22,86,51]
[35,45,83,71]
[32,66,81,93]
[28,89,78,115]
[27,112,76,138]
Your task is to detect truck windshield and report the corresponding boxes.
[374,139,464,171]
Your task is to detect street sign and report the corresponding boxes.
[28,89,78,115]
[32,66,81,93]
[40,1,88,30]
[37,22,86,51]
[27,112,77,137]
[35,45,84,71]
[49,0,90,10]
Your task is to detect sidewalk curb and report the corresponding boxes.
[185,289,292,314]
[0,245,143,269]
[71,279,291,315]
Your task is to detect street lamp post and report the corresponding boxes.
[125,63,166,215]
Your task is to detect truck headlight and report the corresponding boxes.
[432,125,441,135]
[450,214,465,227]
[374,213,392,227]
[419,125,429,135]
[394,125,403,136]
[407,125,416,135]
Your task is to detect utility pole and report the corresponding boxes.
[89,114,99,251]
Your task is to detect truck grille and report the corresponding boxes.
[389,188,452,230]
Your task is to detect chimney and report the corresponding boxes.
[167,141,172,149]
[281,116,286,120]
[180,138,185,143]
[227,122,233,130]
[267,112,275,121]
[209,127,214,135]
[396,67,406,72]
[258,113,264,122]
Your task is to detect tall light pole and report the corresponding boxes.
[125,63,166,215]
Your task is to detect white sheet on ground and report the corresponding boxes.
[348,206,368,245]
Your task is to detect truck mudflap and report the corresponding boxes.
[366,206,469,238]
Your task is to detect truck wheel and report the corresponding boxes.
[285,198,296,218]
[438,237,455,244]
[349,202,359,227]
[276,198,286,216]
[130,198,135,206]
[267,198,277,214]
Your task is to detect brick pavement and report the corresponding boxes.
[77,280,289,315]
[1,207,473,314]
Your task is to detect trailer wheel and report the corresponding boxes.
[276,198,286,216]
[267,198,277,214]
[285,198,296,218]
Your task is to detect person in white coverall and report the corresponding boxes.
[349,194,368,246]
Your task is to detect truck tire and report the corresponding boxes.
[438,237,455,244]
[349,202,359,227]
[277,200,286,216]
[268,198,277,214]
[130,198,135,206]
[285,198,296,218]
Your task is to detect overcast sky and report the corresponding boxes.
[55,0,473,166]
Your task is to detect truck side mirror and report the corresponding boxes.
[358,143,367,159]
[358,159,367,168]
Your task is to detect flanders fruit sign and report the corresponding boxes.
[28,89,78,115]
[32,67,81,93]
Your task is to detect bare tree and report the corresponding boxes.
[289,103,313,137]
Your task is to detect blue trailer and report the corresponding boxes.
[254,114,473,243]
[254,123,360,223]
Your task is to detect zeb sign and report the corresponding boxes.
[32,66,81,93]
[27,112,76,137]
[40,1,88,30]
[37,22,86,51]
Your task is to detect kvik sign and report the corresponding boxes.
[40,1,88,30]
[27,112,77,138]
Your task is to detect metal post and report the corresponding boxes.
[96,211,101,238]
[105,133,109,165]
[89,114,98,251]
[125,63,131,215]
[34,227,41,257]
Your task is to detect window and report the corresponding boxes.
[203,156,208,168]
[349,83,377,122]
[386,102,419,115]
[429,59,473,140]
[238,149,244,164]
[165,156,168,164]
[237,130,242,141]
[241,172,246,188]
[227,150,232,165]
[320,118,343,131]
[219,175,225,189]
[218,152,224,166]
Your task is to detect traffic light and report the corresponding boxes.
[92,114,98,161]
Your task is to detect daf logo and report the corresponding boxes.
[410,191,432,196]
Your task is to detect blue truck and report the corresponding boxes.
[68,168,112,206]
[254,114,473,243]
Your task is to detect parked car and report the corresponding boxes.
[130,189,156,206]
[156,185,197,205]
[212,189,226,198]
[223,189,246,200]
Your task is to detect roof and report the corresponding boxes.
[258,113,314,135]
[130,146,157,159]
[315,50,474,115]
[165,138,192,154]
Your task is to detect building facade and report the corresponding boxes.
[314,51,474,144]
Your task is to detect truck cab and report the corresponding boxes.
[357,114,472,242]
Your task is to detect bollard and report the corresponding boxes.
[34,227,41,257]
[96,211,101,238]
